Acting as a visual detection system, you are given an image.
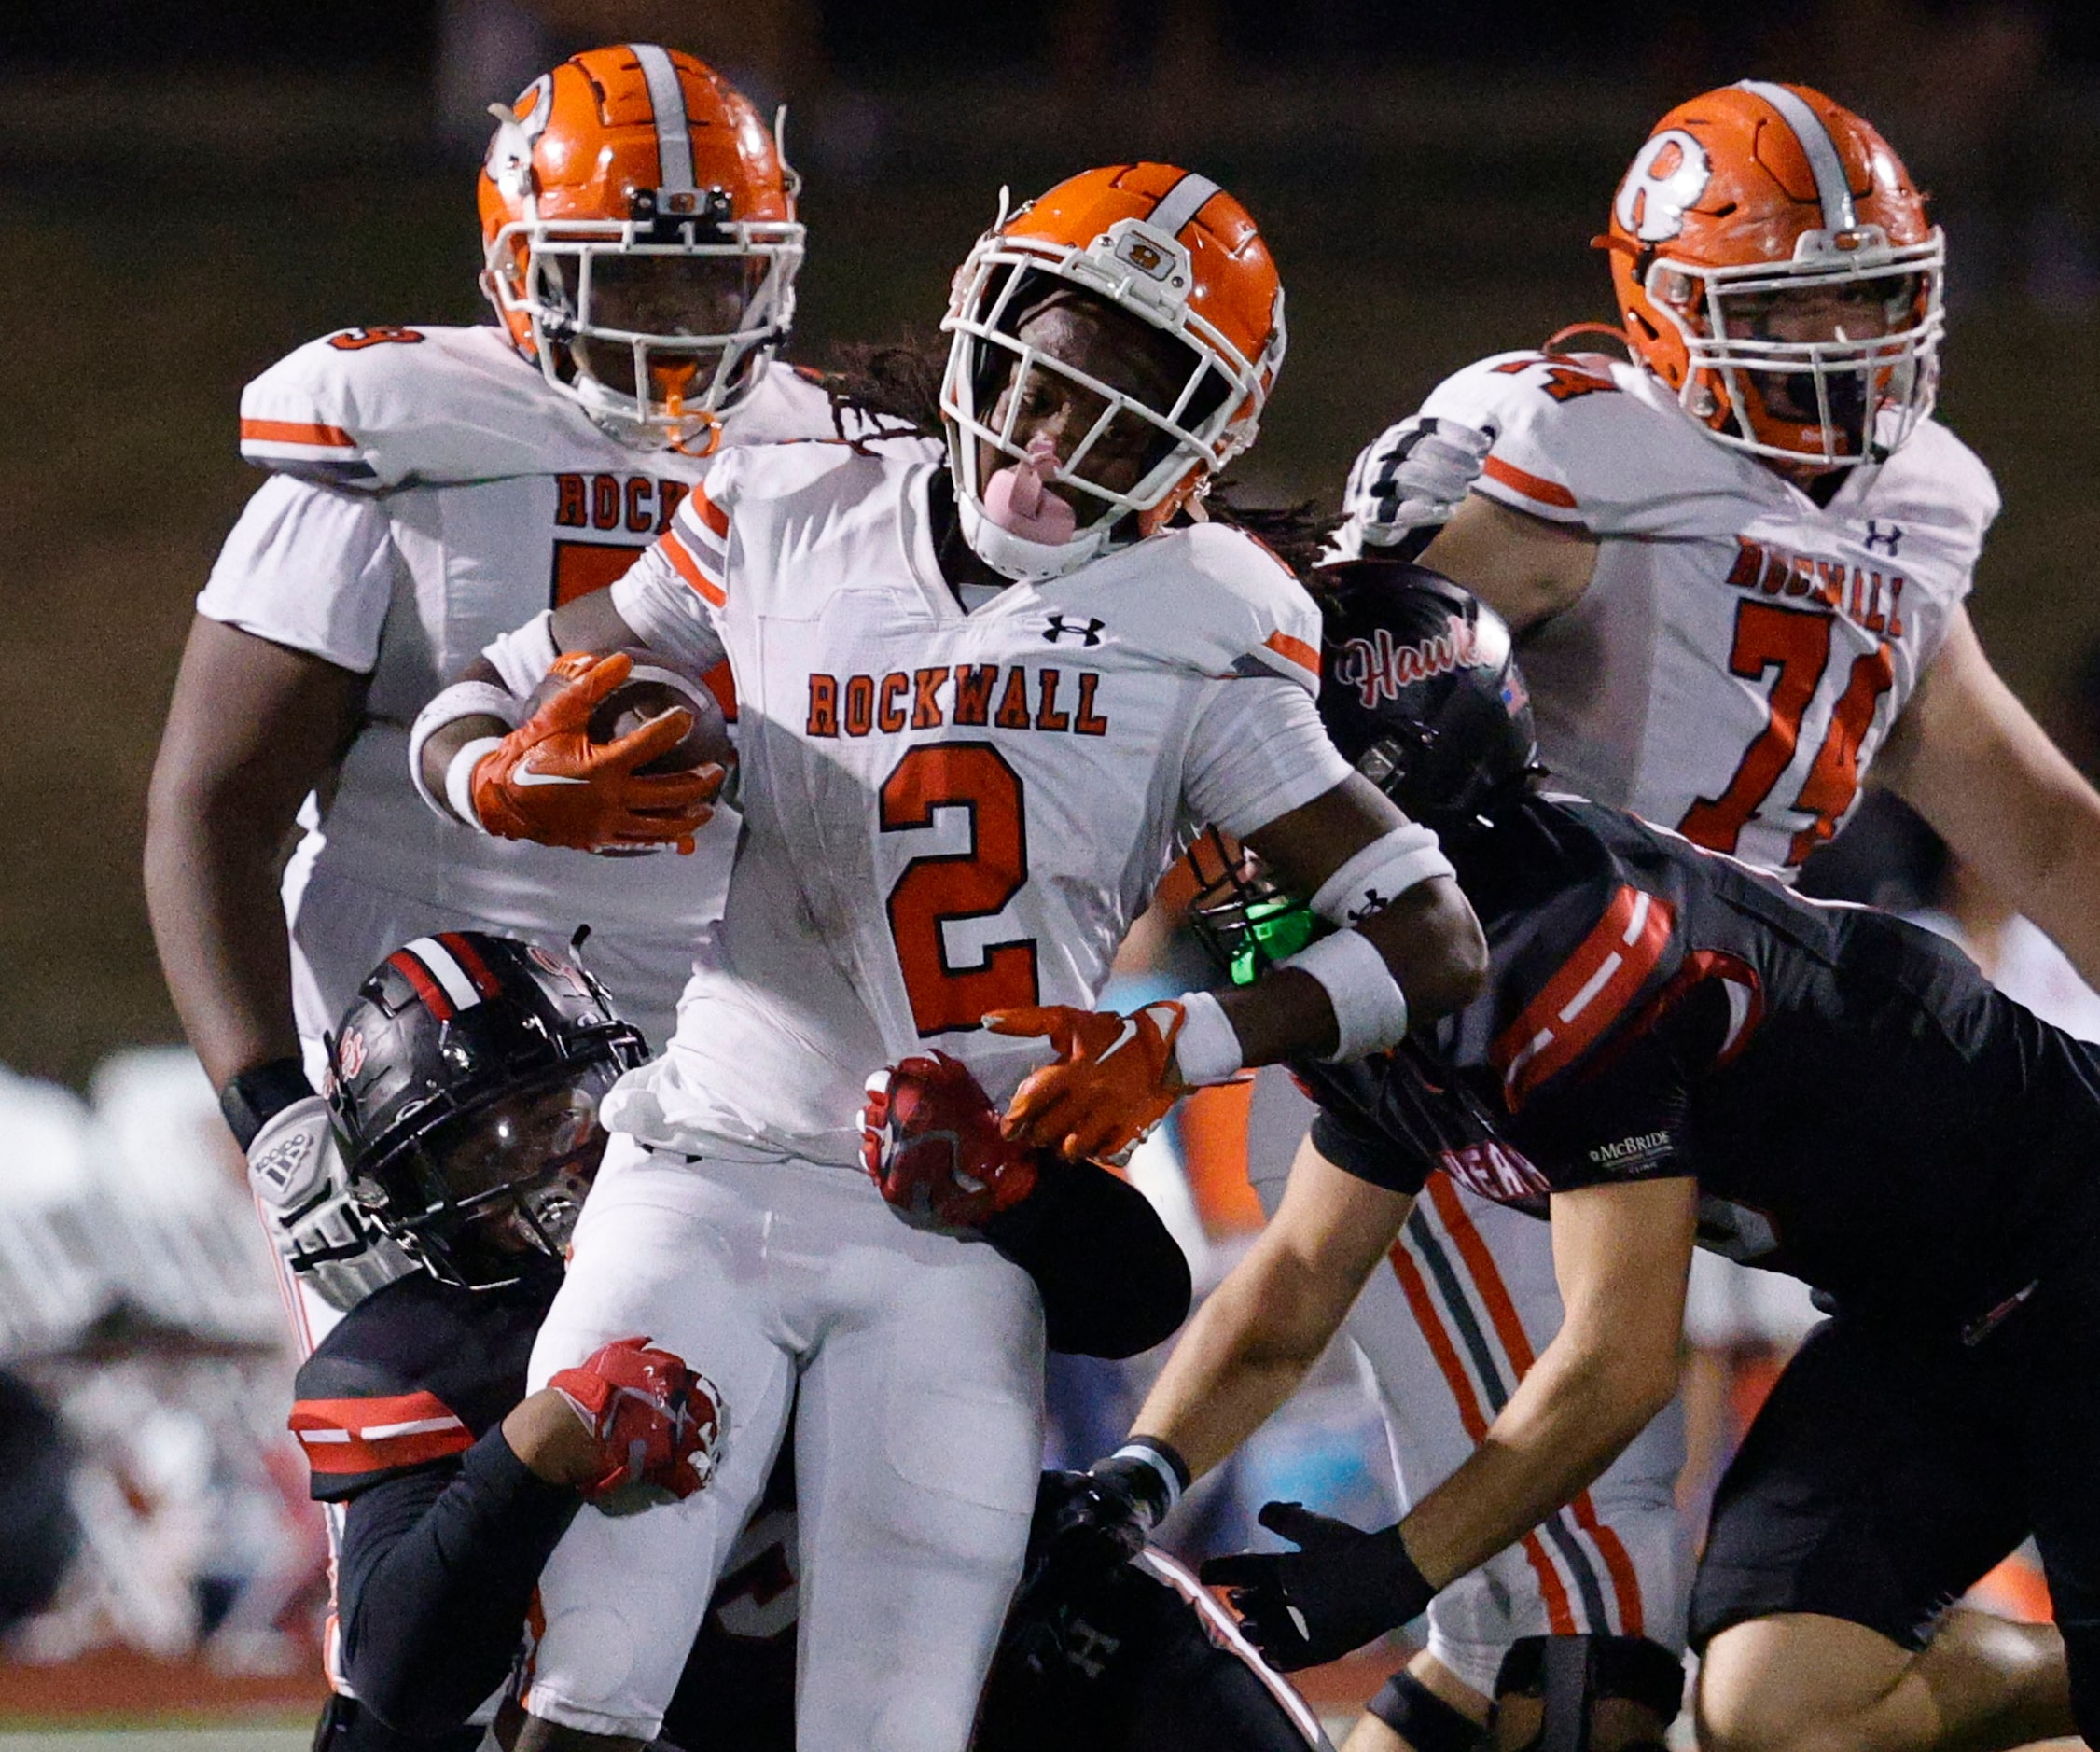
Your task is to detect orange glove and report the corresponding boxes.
[984,1001,1189,1164]
[471,652,722,854]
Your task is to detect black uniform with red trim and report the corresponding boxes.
[292,1268,1330,1752]
[1306,790,2100,1721]
[1311,791,2100,1323]
[291,1265,799,1750]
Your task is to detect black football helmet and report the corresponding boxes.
[324,933,647,1290]
[1314,558,1538,827]
[1187,561,1537,992]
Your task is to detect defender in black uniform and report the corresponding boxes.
[1063,564,2094,1751]
[294,932,1328,1751]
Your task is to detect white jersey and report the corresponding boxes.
[197,323,836,1042]
[602,442,1351,1166]
[1412,350,1999,878]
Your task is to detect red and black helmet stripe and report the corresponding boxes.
[386,935,502,1022]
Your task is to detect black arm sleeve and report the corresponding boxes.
[336,1427,581,1737]
[982,1158,1193,1358]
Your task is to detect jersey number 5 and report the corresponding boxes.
[881,744,1041,1036]
[1678,600,1894,865]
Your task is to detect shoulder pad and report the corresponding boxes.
[719,359,852,448]
[1088,521,1323,694]
[1873,421,2002,544]
[1488,863,1680,1111]
[238,324,598,491]
[288,1272,549,1498]
[1422,351,1721,536]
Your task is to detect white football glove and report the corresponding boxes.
[1333,416,1497,561]
[246,1094,414,1312]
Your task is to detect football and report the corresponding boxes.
[525,649,734,778]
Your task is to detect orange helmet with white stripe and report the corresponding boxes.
[939,163,1287,581]
[1605,80,1942,469]
[478,44,804,451]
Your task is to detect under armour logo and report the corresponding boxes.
[1042,614,1105,647]
[1864,521,1904,557]
[1346,888,1394,925]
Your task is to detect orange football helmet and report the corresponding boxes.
[1604,80,1942,469]
[479,44,804,451]
[939,163,1286,580]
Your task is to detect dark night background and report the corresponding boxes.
[7,0,2100,1082]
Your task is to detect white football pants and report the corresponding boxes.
[522,1141,1046,1747]
[1255,1145,1690,1698]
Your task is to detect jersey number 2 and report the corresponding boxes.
[1678,600,1894,866]
[881,744,1040,1035]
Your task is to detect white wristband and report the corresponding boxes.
[1171,990,1244,1087]
[444,737,505,832]
[1279,928,1411,1063]
[483,609,562,698]
[408,681,522,820]
[1311,823,1454,927]
[1109,1440,1186,1518]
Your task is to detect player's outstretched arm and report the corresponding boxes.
[1875,605,2100,988]
[1195,1175,1694,1672]
[1024,1133,1411,1590]
[1130,1133,1412,1483]
[992,772,1485,1163]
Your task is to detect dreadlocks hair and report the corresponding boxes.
[1206,488,1333,577]
[822,332,947,450]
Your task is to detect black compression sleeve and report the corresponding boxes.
[337,1427,580,1737]
[982,1158,1192,1358]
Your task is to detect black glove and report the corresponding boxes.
[1029,1445,1181,1581]
[1199,1502,1436,1671]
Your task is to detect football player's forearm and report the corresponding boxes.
[1215,880,1487,1069]
[1131,1244,1349,1481]
[339,1431,580,1736]
[1397,1333,1676,1588]
[143,781,303,1089]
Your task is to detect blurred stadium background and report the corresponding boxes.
[6,0,2100,1737]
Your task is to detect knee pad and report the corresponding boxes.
[1490,1634,1685,1752]
[1368,1668,1488,1752]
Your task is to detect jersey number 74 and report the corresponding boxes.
[1679,600,1895,866]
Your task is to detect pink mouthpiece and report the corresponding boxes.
[982,438,1078,543]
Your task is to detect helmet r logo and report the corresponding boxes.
[1615,130,1712,243]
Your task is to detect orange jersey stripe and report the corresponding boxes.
[1493,886,1675,1108]
[241,417,357,450]
[1482,453,1578,510]
[1384,1238,1578,1634]
[1425,1177,1647,1635]
[1264,630,1320,676]
[688,484,731,540]
[661,529,726,607]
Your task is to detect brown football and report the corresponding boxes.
[524,649,734,777]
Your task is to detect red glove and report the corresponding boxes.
[549,1336,725,1505]
[471,652,722,855]
[984,1002,1189,1164]
[861,1050,1039,1230]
